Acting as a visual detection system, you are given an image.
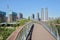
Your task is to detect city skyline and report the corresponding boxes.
[0,0,60,18]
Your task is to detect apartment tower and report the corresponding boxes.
[45,8,48,21]
[41,8,44,21]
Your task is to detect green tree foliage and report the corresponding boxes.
[0,18,2,23]
[48,18,60,36]
[0,27,15,40]
[57,19,60,24]
[28,16,30,20]
[53,18,60,24]
[17,19,30,26]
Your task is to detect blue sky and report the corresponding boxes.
[0,0,60,18]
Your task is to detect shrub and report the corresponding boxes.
[0,27,15,40]
[17,19,30,26]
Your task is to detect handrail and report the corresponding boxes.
[33,20,59,40]
[7,21,33,40]
[16,22,33,40]
[44,22,60,40]
[41,21,60,40]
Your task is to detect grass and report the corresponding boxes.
[17,19,30,26]
[0,19,30,40]
[0,27,15,40]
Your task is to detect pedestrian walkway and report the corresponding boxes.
[7,22,58,40]
[32,23,56,40]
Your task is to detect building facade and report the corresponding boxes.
[45,8,48,21]
[0,11,6,23]
[36,12,40,21]
[8,12,17,22]
[8,14,12,22]
[41,8,44,21]
[32,14,35,19]
[12,12,17,22]
[19,13,23,19]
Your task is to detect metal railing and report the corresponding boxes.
[7,22,34,40]
[41,21,60,40]
[16,22,34,40]
[33,21,59,40]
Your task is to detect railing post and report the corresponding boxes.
[57,29,59,40]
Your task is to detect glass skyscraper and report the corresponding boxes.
[19,13,23,19]
[32,14,35,19]
[0,11,6,23]
[12,12,17,22]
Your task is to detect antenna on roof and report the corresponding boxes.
[6,4,12,14]
[7,4,10,11]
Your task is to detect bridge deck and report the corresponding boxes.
[32,23,56,40]
[7,22,57,40]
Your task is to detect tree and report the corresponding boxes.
[0,18,2,23]
[57,19,60,24]
[28,16,30,20]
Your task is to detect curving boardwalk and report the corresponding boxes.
[7,22,58,40]
[32,23,56,40]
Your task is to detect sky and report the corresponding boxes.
[0,0,60,18]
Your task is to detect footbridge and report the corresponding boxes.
[7,21,60,40]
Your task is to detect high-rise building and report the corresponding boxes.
[41,8,44,21]
[8,12,17,22]
[0,11,6,23]
[32,14,35,19]
[12,12,17,22]
[5,17,8,22]
[36,12,40,21]
[8,14,12,22]
[45,8,48,21]
[19,13,23,19]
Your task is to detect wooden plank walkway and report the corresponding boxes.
[32,23,56,40]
